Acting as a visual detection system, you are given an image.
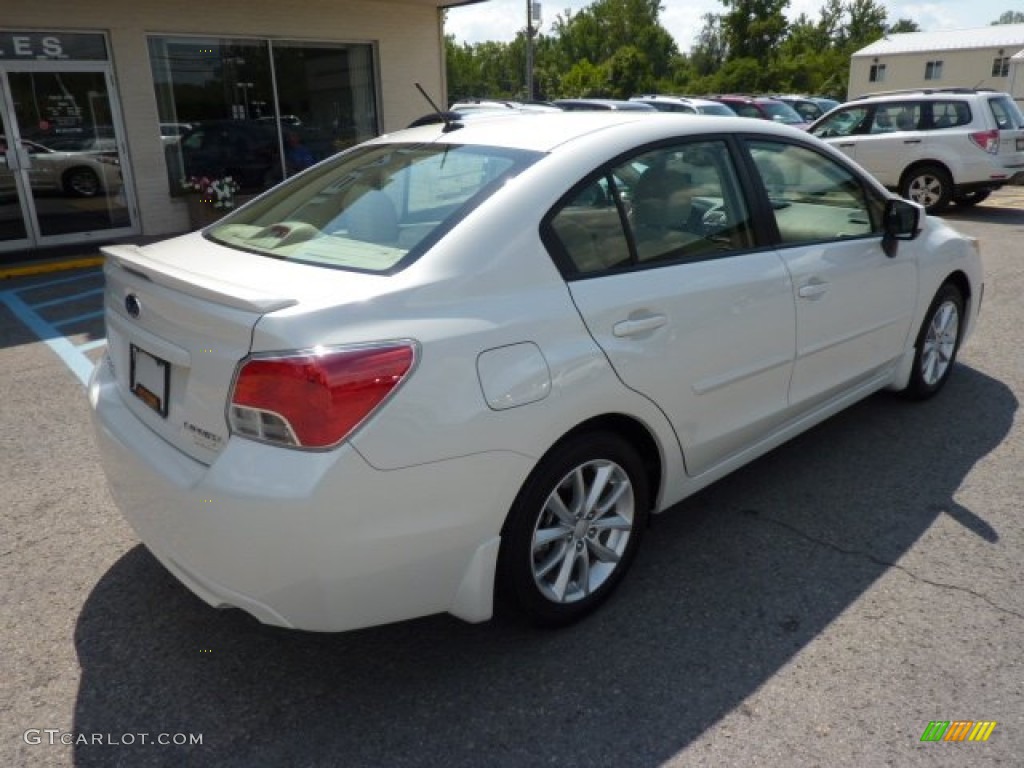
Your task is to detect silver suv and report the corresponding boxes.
[808,88,1024,212]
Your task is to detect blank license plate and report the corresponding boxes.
[130,344,169,418]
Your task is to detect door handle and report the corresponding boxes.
[798,281,828,300]
[838,142,856,147]
[613,314,667,337]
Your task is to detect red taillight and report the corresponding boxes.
[969,130,1000,154]
[229,342,416,449]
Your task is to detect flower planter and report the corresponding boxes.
[185,195,230,229]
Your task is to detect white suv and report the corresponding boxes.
[808,88,1024,212]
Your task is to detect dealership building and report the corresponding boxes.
[0,1,465,262]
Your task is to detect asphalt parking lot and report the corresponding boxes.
[2,190,1023,767]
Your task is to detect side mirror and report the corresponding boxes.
[882,198,921,256]
[884,198,920,240]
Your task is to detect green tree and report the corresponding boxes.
[992,11,1024,24]
[548,0,678,93]
[691,13,727,77]
[720,0,790,62]
[887,19,920,34]
[844,0,888,51]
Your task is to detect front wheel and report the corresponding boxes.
[498,432,649,626]
[904,283,964,399]
[63,167,101,197]
[900,164,952,214]
[953,190,991,208]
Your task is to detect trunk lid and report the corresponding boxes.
[101,234,398,463]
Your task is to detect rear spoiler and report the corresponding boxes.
[102,244,298,314]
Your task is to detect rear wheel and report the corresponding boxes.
[900,164,952,214]
[953,190,991,208]
[904,283,964,399]
[498,432,649,626]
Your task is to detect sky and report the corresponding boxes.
[445,0,1021,50]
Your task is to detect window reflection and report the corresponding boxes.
[148,36,378,197]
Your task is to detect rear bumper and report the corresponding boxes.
[88,357,531,632]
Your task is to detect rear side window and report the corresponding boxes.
[928,101,972,130]
[870,103,921,132]
[546,140,753,277]
[988,96,1024,130]
[731,103,762,119]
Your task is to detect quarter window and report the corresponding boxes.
[988,95,1024,129]
[746,140,885,245]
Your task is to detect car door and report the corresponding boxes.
[744,138,917,408]
[809,104,871,164]
[547,139,796,477]
[853,101,926,188]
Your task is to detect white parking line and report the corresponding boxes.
[0,271,106,387]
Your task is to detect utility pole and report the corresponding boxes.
[526,1,541,100]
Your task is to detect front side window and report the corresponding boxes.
[924,60,943,80]
[206,143,541,273]
[546,140,754,277]
[148,36,378,196]
[746,140,885,245]
[811,106,869,138]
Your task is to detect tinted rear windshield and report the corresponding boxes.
[207,143,542,274]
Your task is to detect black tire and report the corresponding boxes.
[900,164,952,214]
[953,190,991,208]
[63,167,101,197]
[498,432,649,626]
[904,283,964,400]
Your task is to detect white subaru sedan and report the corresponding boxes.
[89,112,983,632]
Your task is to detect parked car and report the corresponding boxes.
[707,95,809,129]
[811,96,840,114]
[772,94,828,122]
[90,111,982,633]
[0,136,121,197]
[159,122,193,148]
[176,120,280,192]
[808,88,1024,212]
[450,99,561,113]
[410,101,561,128]
[553,98,656,111]
[629,94,737,116]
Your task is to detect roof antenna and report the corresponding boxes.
[415,82,461,132]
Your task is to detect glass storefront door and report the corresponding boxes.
[0,84,31,249]
[0,62,137,256]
